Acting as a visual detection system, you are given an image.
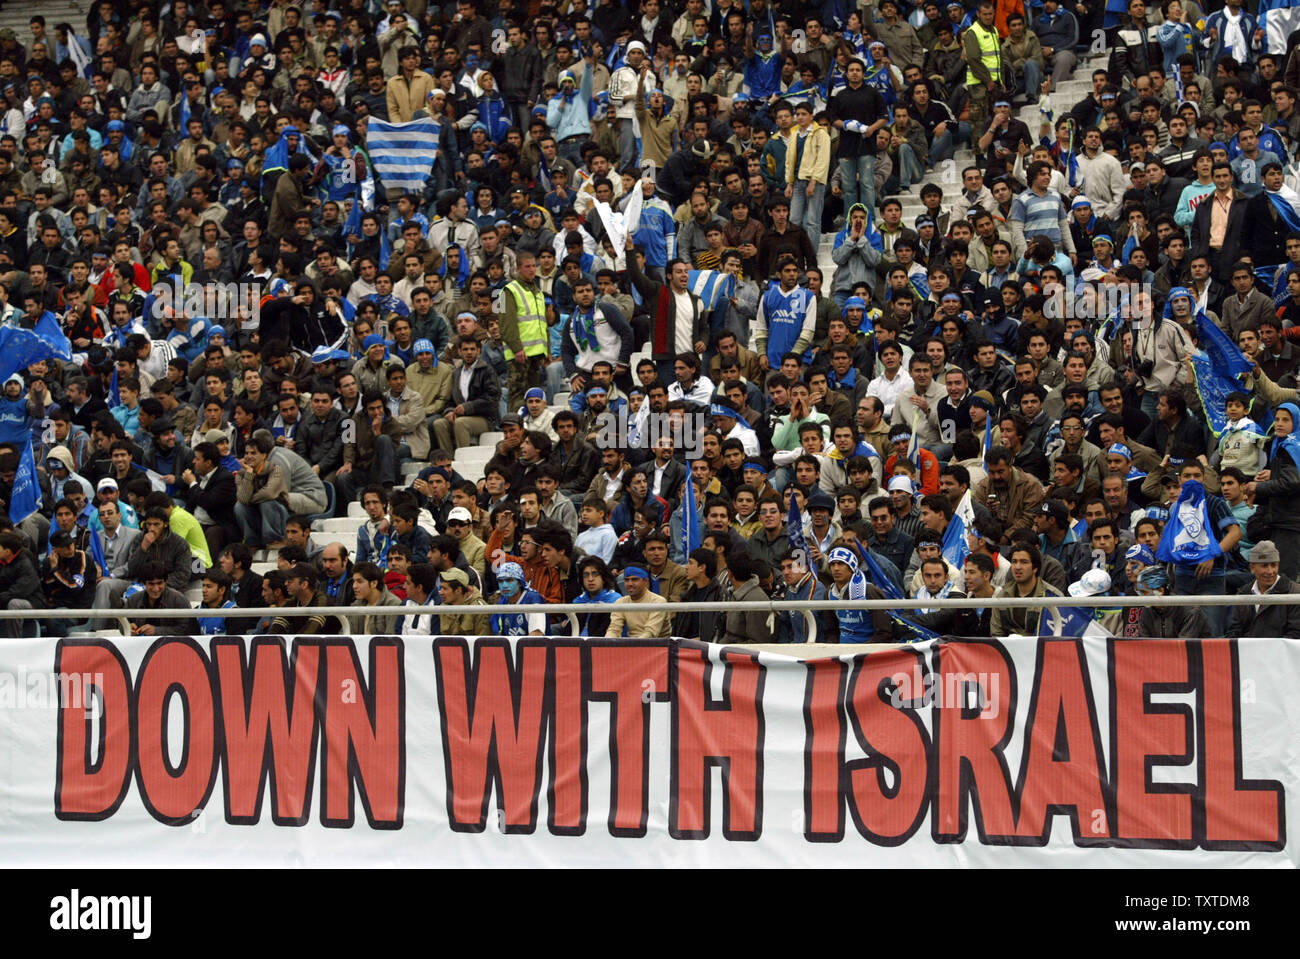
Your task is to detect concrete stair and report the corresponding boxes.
[809,52,1110,277]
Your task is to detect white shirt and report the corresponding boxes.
[652,459,672,497]
[668,374,714,408]
[458,364,473,400]
[401,600,436,635]
[672,289,695,353]
[866,368,913,419]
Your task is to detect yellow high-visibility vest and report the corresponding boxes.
[503,280,548,361]
[966,22,1002,88]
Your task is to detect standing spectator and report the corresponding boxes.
[826,56,885,215]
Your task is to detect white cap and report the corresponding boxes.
[1068,568,1112,597]
[887,475,914,494]
[447,506,473,523]
[626,40,647,55]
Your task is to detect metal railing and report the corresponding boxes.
[18,592,1300,643]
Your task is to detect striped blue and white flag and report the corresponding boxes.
[366,118,440,196]
[686,270,736,311]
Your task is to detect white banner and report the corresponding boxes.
[2,635,1296,867]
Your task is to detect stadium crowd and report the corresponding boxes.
[0,0,1299,643]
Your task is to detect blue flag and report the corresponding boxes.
[88,527,108,576]
[787,486,807,560]
[1194,311,1252,378]
[1156,480,1222,565]
[943,492,978,578]
[8,438,39,524]
[682,472,700,559]
[0,311,73,383]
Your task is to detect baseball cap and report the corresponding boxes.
[440,567,470,587]
[205,428,229,443]
[1069,568,1112,597]
[447,506,473,524]
[1038,500,1068,524]
[496,561,525,582]
[97,478,118,492]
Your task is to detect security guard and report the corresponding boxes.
[499,249,549,409]
[963,0,1003,128]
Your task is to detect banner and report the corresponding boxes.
[4,635,1296,866]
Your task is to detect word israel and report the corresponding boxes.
[149,277,264,322]
[52,637,1284,851]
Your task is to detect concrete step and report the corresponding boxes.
[0,2,87,32]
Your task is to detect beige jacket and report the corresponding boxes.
[386,70,437,124]
[786,123,832,185]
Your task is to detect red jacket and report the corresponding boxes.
[884,449,940,495]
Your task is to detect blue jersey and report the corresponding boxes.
[746,52,782,102]
[834,607,875,643]
[632,203,676,268]
[0,396,29,446]
[490,588,547,636]
[758,283,814,367]
[197,600,238,635]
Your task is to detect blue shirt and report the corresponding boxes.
[491,588,547,635]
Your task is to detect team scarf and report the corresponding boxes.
[570,305,600,352]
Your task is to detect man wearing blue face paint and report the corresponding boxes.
[489,560,547,635]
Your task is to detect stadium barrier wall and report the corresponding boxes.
[2,630,1295,867]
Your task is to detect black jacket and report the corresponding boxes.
[674,580,725,642]
[1190,189,1248,274]
[643,456,687,505]
[1254,441,1300,533]
[443,356,501,428]
[1246,189,1292,268]
[547,438,600,495]
[300,408,345,475]
[177,466,240,544]
[1226,575,1300,638]
[0,549,44,607]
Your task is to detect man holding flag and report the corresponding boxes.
[1247,161,1300,267]
[1158,459,1242,635]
